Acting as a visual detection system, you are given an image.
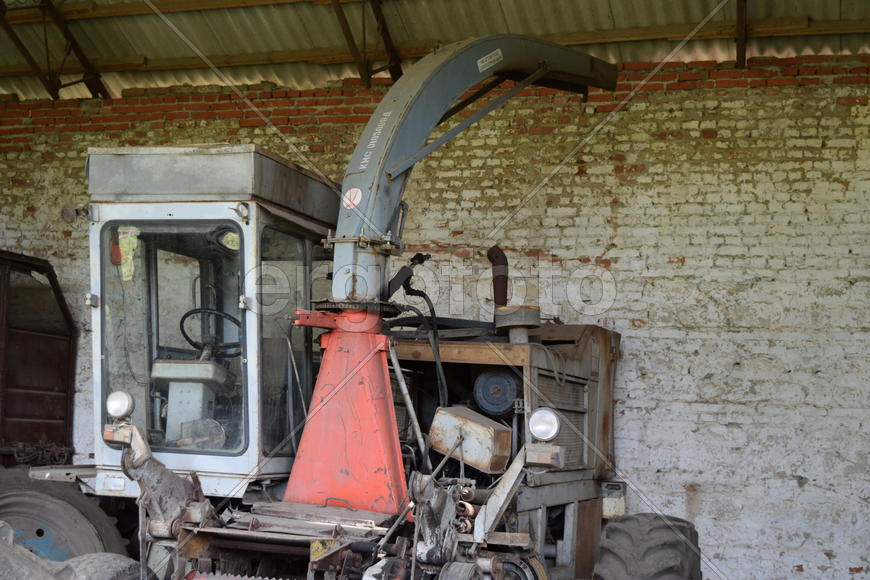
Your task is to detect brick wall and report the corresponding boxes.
[1,55,868,579]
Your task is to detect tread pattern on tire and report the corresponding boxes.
[593,513,702,580]
[63,552,156,580]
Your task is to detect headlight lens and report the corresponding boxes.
[528,407,560,441]
[106,391,135,419]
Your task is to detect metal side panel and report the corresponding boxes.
[87,148,256,199]
[86,145,339,228]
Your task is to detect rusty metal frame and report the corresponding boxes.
[0,250,76,465]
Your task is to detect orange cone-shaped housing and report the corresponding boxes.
[284,310,407,515]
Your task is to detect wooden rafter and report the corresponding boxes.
[331,0,369,85]
[0,0,109,98]
[1,17,869,80]
[369,0,401,81]
[0,0,59,98]
[736,0,749,68]
[41,0,111,98]
[5,0,359,24]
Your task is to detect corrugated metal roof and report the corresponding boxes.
[1,0,868,100]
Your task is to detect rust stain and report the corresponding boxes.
[630,319,646,329]
[794,565,804,573]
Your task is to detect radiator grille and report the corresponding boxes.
[535,372,587,410]
[528,369,589,469]
[550,411,586,466]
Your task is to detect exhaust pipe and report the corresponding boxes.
[488,245,540,342]
[487,245,508,309]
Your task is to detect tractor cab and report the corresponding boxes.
[86,145,337,498]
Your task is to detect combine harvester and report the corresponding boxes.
[0,35,702,580]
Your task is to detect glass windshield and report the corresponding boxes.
[259,228,332,456]
[101,222,245,453]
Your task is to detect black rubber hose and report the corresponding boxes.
[399,292,449,408]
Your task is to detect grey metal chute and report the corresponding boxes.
[330,34,617,302]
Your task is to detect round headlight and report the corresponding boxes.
[106,391,135,419]
[528,407,560,441]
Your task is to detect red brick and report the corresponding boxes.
[834,75,870,85]
[744,69,776,78]
[586,92,613,102]
[836,96,869,106]
[709,70,744,79]
[595,104,620,114]
[621,62,655,71]
[716,79,748,88]
[767,78,800,86]
[613,164,645,174]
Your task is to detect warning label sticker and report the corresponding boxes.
[477,48,504,73]
[342,188,363,209]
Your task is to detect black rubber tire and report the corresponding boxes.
[0,467,127,560]
[62,552,156,580]
[593,513,702,580]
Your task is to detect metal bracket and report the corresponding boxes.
[473,447,526,543]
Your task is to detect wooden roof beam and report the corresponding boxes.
[5,0,360,24]
[736,0,749,68]
[369,0,402,81]
[1,17,869,80]
[40,0,111,98]
[331,0,369,86]
[0,0,59,98]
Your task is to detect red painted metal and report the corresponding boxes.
[284,309,407,515]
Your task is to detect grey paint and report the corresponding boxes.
[87,145,338,229]
[331,34,616,301]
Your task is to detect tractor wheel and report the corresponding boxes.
[593,513,702,580]
[0,466,127,561]
[61,552,156,580]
